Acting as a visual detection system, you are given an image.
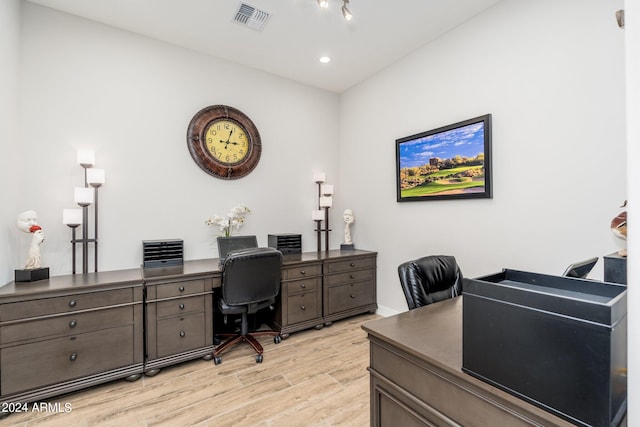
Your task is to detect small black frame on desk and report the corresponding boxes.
[396,114,492,202]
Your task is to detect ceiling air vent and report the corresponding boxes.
[234,3,271,31]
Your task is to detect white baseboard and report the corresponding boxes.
[374,304,402,318]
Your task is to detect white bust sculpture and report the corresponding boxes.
[343,208,354,245]
[17,210,45,269]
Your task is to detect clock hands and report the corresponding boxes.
[219,129,238,149]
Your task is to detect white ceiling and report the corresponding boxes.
[25,0,502,93]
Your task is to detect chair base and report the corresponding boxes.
[213,329,281,364]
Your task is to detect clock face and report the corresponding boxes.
[205,119,250,165]
[186,105,261,180]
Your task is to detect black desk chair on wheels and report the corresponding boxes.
[213,247,283,365]
[397,255,463,310]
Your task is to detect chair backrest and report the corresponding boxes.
[217,235,258,261]
[562,257,598,279]
[222,247,283,307]
[397,255,463,310]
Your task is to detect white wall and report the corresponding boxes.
[16,3,340,275]
[0,0,21,284]
[625,0,638,423]
[340,0,627,314]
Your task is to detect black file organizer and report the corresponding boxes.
[462,270,627,427]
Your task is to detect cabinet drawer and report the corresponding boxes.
[0,325,134,395]
[156,312,206,358]
[325,268,374,286]
[326,281,375,315]
[325,256,376,274]
[155,279,205,299]
[287,292,321,325]
[0,306,133,344]
[0,289,134,321]
[282,263,321,280]
[155,295,205,318]
[211,275,221,288]
[284,277,320,296]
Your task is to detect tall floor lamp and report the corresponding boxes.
[63,150,105,274]
[312,171,334,253]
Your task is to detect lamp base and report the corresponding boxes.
[15,267,50,282]
[340,243,355,251]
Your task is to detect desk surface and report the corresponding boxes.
[1,249,376,298]
[141,249,375,280]
[362,297,578,426]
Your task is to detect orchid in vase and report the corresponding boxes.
[205,205,251,237]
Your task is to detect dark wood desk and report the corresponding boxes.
[1,250,376,412]
[362,298,577,427]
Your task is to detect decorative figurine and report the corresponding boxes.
[341,208,355,251]
[15,210,49,281]
[610,200,627,257]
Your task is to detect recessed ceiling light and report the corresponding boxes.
[319,56,331,64]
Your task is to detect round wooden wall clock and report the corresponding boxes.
[186,105,261,179]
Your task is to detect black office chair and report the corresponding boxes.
[397,255,463,310]
[213,247,283,365]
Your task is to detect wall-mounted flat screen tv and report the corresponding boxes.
[396,114,492,202]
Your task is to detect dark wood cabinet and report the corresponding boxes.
[0,271,144,408]
[275,250,377,337]
[323,252,377,325]
[274,259,324,336]
[143,265,217,376]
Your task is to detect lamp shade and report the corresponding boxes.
[314,171,326,183]
[74,187,94,206]
[321,184,334,196]
[77,150,95,167]
[312,210,324,221]
[319,196,333,207]
[87,168,105,187]
[63,208,83,225]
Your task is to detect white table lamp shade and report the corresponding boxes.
[87,168,105,185]
[74,187,94,205]
[77,150,95,166]
[63,208,83,225]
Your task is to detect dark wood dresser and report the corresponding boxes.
[274,249,377,338]
[0,270,144,408]
[142,261,218,375]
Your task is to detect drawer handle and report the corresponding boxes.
[350,262,355,267]
[179,286,185,292]
[179,303,185,310]
[349,274,355,279]
[350,294,356,299]
[69,320,77,328]
[300,270,306,275]
[299,283,306,289]
[69,353,78,362]
[68,300,77,307]
[299,305,306,311]
[179,331,186,338]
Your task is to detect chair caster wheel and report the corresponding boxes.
[256,354,263,363]
[213,356,222,365]
[274,335,282,344]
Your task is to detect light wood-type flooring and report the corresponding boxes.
[4,313,379,427]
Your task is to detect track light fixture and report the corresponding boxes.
[316,0,353,21]
[341,0,353,21]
